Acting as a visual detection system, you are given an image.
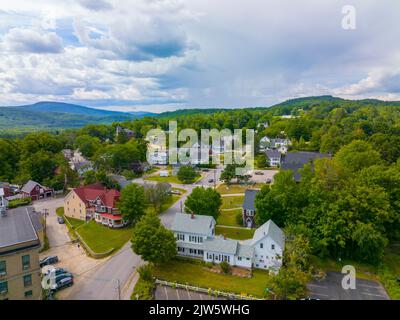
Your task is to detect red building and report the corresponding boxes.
[20,180,54,201]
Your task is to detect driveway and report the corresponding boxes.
[307,272,390,300]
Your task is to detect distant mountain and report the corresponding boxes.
[0,101,154,136]
[12,101,154,118]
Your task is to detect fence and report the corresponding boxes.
[155,279,263,300]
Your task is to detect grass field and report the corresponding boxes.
[77,221,133,254]
[215,226,255,240]
[217,209,242,227]
[146,193,183,215]
[146,171,203,184]
[216,183,264,195]
[221,196,245,210]
[153,260,271,297]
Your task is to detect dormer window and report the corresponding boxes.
[271,244,275,250]
[260,243,263,249]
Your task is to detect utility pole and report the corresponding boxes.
[180,201,183,213]
[42,208,49,234]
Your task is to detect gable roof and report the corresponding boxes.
[73,183,120,208]
[281,151,331,181]
[251,220,285,249]
[21,180,50,194]
[171,213,215,236]
[237,243,254,258]
[242,189,260,211]
[203,236,238,255]
[265,149,281,159]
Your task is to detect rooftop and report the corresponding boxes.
[171,213,215,236]
[203,236,238,255]
[251,220,285,249]
[73,183,120,208]
[242,189,260,211]
[0,207,41,249]
[265,149,281,159]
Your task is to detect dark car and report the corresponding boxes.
[208,179,214,183]
[57,216,65,224]
[40,256,59,268]
[53,277,73,291]
[55,273,73,283]
[255,171,264,175]
[45,267,67,277]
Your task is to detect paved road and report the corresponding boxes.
[155,285,226,300]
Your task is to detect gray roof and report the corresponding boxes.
[203,236,238,255]
[177,241,204,250]
[265,149,281,159]
[21,180,50,194]
[251,220,285,249]
[281,151,331,181]
[0,207,40,249]
[237,243,254,258]
[171,213,215,236]
[242,189,260,211]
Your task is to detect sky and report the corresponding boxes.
[0,0,399,113]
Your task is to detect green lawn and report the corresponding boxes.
[146,194,183,215]
[216,184,264,195]
[56,207,85,229]
[76,220,133,254]
[217,209,242,227]
[153,260,271,297]
[146,171,202,184]
[310,244,400,300]
[221,196,244,210]
[215,226,255,240]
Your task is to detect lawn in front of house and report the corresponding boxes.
[217,209,242,227]
[56,207,85,229]
[216,183,264,195]
[146,193,183,215]
[76,220,133,254]
[221,196,244,210]
[146,171,203,184]
[215,226,254,240]
[153,259,271,297]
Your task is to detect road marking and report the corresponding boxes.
[360,292,387,298]
[357,284,380,289]
[176,288,181,300]
[164,286,169,300]
[307,284,326,289]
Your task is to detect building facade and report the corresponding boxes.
[242,189,260,228]
[171,213,284,273]
[64,183,124,228]
[0,208,43,300]
[20,180,53,201]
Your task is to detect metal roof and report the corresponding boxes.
[251,220,285,249]
[237,243,254,258]
[0,207,40,249]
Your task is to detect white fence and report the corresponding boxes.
[155,279,263,300]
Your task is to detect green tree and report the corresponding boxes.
[177,165,198,184]
[220,164,236,186]
[184,187,222,219]
[145,183,172,213]
[131,213,176,264]
[75,134,101,158]
[118,183,146,224]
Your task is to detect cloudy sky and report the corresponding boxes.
[0,0,399,112]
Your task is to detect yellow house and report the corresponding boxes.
[0,207,43,300]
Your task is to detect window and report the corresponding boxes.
[0,281,8,294]
[260,243,263,249]
[238,257,242,261]
[23,275,32,287]
[271,244,275,250]
[0,261,6,276]
[22,255,30,270]
[24,290,33,298]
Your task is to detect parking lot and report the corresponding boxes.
[307,272,390,300]
[155,285,227,300]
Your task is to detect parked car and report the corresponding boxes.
[52,277,73,291]
[54,273,73,283]
[202,169,210,172]
[57,216,65,224]
[266,178,272,184]
[170,190,181,195]
[255,171,264,175]
[208,179,214,183]
[45,267,68,277]
[40,256,59,268]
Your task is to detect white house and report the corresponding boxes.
[171,213,285,272]
[259,136,291,154]
[265,149,282,167]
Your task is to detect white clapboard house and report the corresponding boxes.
[171,213,285,272]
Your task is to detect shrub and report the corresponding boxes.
[131,278,155,300]
[235,212,243,226]
[205,262,214,268]
[219,261,231,274]
[8,197,32,209]
[138,264,153,282]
